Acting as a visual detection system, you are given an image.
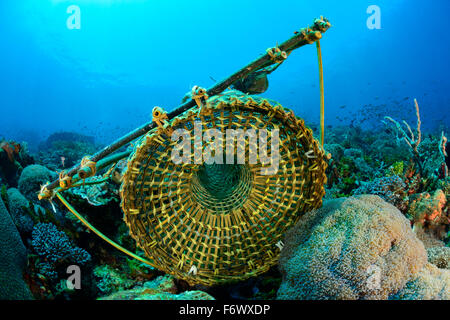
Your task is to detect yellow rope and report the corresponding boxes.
[59,171,73,190]
[316,40,325,149]
[55,191,157,268]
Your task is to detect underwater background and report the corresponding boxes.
[1,0,449,149]
[1,0,450,301]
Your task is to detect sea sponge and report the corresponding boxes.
[18,164,56,201]
[7,188,34,233]
[0,197,33,299]
[277,195,428,300]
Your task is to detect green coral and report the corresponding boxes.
[387,161,404,177]
[94,265,135,295]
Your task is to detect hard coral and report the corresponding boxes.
[18,165,56,201]
[0,197,33,299]
[277,195,428,300]
[7,188,34,234]
[391,263,449,300]
[31,223,91,279]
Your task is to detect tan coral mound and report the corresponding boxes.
[277,195,432,300]
[392,263,450,300]
[416,228,446,248]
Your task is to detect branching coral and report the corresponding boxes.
[384,99,421,153]
[353,175,407,210]
[0,197,33,299]
[384,99,424,175]
[31,223,91,282]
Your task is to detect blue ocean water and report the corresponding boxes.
[1,0,449,149]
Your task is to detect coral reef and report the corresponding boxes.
[353,175,407,209]
[1,110,449,300]
[31,223,91,284]
[0,196,33,299]
[99,275,214,300]
[37,132,97,171]
[276,195,447,300]
[384,99,423,174]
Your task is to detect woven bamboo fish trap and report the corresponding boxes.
[120,91,327,286]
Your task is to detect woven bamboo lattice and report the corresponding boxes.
[120,91,327,286]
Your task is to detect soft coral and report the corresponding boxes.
[0,141,21,163]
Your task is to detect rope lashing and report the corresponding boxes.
[316,40,325,149]
[314,16,332,33]
[302,17,330,47]
[59,171,73,190]
[38,182,55,201]
[191,86,209,115]
[152,106,173,135]
[266,46,288,64]
[78,156,97,180]
[55,191,157,268]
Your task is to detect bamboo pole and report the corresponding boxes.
[43,17,331,192]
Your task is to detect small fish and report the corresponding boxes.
[339,105,346,109]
